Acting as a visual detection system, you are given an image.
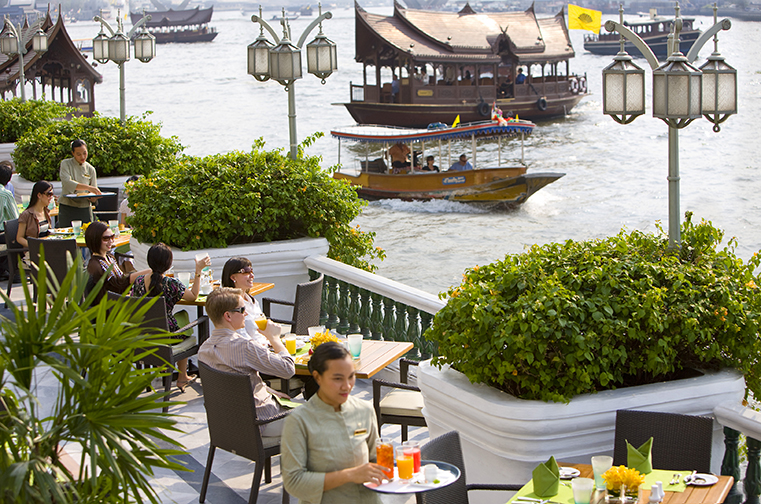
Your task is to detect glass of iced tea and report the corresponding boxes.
[395,447,414,482]
[402,440,421,473]
[376,439,394,479]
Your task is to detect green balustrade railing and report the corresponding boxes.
[715,402,761,504]
[305,256,445,359]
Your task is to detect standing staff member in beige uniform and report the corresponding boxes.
[58,139,101,227]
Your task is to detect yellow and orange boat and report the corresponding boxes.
[331,120,564,209]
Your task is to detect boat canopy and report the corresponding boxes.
[131,6,213,27]
[331,120,534,144]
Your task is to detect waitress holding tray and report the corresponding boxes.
[58,139,101,227]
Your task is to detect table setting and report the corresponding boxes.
[508,437,723,504]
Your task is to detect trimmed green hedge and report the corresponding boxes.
[127,136,385,272]
[12,114,183,181]
[426,213,761,402]
[0,99,76,143]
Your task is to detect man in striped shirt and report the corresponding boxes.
[199,287,296,436]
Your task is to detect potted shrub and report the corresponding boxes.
[420,213,757,494]
[126,134,385,308]
[0,250,188,503]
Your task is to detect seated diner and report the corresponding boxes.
[85,221,149,304]
[16,181,55,248]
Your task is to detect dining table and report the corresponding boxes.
[507,464,734,504]
[293,339,414,379]
[43,228,132,248]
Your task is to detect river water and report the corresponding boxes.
[64,6,760,294]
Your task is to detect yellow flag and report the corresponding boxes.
[452,115,460,128]
[568,4,602,33]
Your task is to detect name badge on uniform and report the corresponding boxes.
[354,428,367,436]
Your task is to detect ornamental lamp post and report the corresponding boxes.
[249,3,336,160]
[601,2,736,249]
[93,10,156,124]
[0,16,48,102]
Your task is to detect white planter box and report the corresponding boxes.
[130,237,329,321]
[418,361,745,504]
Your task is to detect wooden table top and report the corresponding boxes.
[177,282,275,306]
[567,464,734,504]
[295,339,414,379]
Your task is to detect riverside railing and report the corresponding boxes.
[715,402,761,504]
[304,256,446,359]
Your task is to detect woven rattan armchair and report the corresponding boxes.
[107,292,209,413]
[198,361,290,504]
[28,237,78,299]
[262,273,324,336]
[612,409,714,473]
[416,431,522,504]
[373,358,426,441]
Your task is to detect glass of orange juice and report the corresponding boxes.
[376,439,394,479]
[284,335,297,354]
[255,317,267,331]
[395,447,414,482]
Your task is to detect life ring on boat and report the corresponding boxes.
[579,76,588,94]
[569,78,580,94]
[477,101,490,117]
[536,97,548,111]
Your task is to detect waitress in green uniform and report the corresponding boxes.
[58,139,101,227]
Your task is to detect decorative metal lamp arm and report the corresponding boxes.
[296,11,333,48]
[93,15,116,36]
[250,14,281,43]
[127,14,153,39]
[685,18,732,63]
[604,20,660,70]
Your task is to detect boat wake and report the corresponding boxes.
[368,198,490,214]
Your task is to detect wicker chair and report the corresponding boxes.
[198,361,290,504]
[415,431,522,504]
[28,237,78,297]
[612,409,714,473]
[262,273,324,336]
[373,358,426,441]
[106,291,209,413]
[3,218,28,305]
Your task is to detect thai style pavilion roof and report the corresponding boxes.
[130,6,214,28]
[355,1,574,66]
[0,10,102,90]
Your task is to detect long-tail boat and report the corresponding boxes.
[332,115,564,209]
[129,6,217,44]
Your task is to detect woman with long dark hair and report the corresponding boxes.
[130,242,210,391]
[281,342,386,504]
[16,180,55,248]
[86,221,149,304]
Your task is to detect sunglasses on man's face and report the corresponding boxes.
[228,306,246,314]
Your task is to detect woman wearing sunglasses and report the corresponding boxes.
[130,242,210,391]
[221,257,281,343]
[16,180,55,248]
[85,221,149,304]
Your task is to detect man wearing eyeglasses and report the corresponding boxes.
[199,287,296,436]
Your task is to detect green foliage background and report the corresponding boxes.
[128,136,385,272]
[427,213,761,403]
[0,99,76,143]
[12,113,183,181]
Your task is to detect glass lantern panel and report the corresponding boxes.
[255,46,269,72]
[702,72,716,113]
[306,44,317,71]
[32,31,47,52]
[134,37,155,61]
[653,74,666,116]
[93,35,109,62]
[666,74,689,116]
[718,73,737,110]
[603,73,623,113]
[689,74,701,116]
[626,73,644,111]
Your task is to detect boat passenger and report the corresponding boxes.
[387,142,411,173]
[199,287,295,437]
[423,155,439,172]
[515,68,527,84]
[58,139,101,227]
[281,341,386,504]
[391,75,399,103]
[449,154,473,171]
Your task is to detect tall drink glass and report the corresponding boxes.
[376,438,394,479]
[396,447,414,482]
[402,440,421,473]
[591,455,613,491]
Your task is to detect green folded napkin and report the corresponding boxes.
[627,437,653,474]
[532,456,560,497]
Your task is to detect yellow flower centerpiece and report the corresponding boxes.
[309,331,339,354]
[603,466,645,496]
